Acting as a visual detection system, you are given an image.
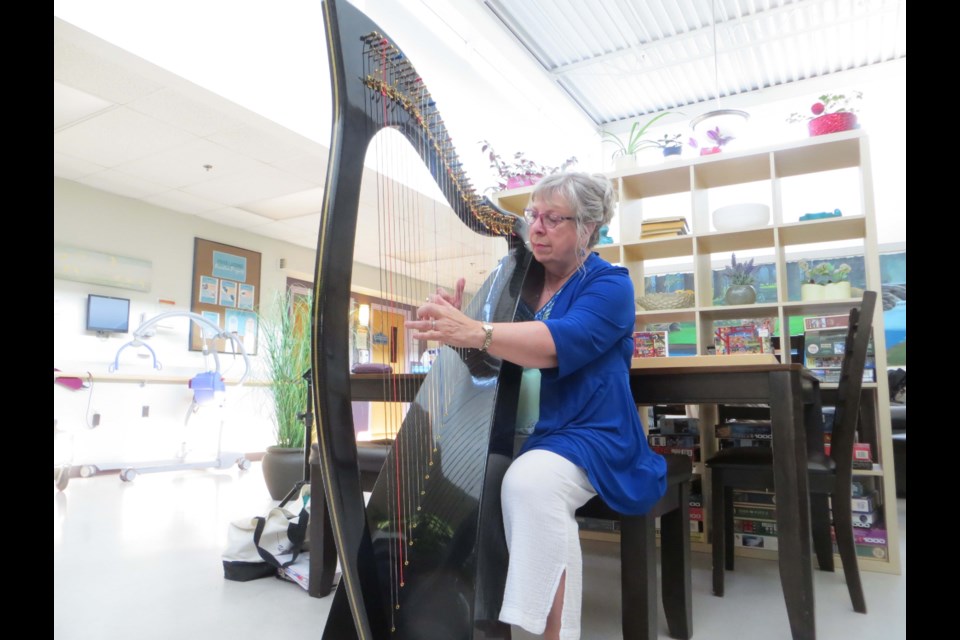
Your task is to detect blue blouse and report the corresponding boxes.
[518,252,667,515]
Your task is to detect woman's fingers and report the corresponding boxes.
[434,277,466,310]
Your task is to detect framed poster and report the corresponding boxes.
[190,238,261,354]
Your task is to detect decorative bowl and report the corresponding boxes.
[636,290,695,311]
[712,203,770,232]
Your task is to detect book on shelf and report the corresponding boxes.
[713,319,774,355]
[850,490,881,513]
[732,489,776,506]
[649,434,700,447]
[823,441,872,465]
[803,314,853,331]
[851,478,878,498]
[852,508,882,529]
[803,315,877,383]
[733,504,776,520]
[640,228,688,239]
[633,331,668,358]
[718,438,771,450]
[656,417,700,435]
[845,543,889,560]
[734,518,778,537]
[641,216,689,230]
[715,422,772,438]
[640,217,689,238]
[734,532,778,551]
[832,526,887,547]
[650,444,701,462]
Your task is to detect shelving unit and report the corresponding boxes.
[493,130,901,575]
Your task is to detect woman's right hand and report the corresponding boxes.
[435,277,465,310]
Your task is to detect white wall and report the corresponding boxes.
[54,178,318,465]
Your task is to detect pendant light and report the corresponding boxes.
[690,0,749,147]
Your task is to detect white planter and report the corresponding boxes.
[823,281,852,300]
[801,284,826,301]
[614,154,638,171]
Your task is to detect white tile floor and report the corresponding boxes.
[54,463,906,640]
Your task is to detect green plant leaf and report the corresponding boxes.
[260,290,312,449]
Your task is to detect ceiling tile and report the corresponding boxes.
[54,150,106,180]
[76,168,169,200]
[54,105,197,167]
[54,81,114,130]
[142,189,222,216]
[198,207,274,230]
[243,188,325,221]
[128,87,247,138]
[180,165,316,207]
[116,138,264,189]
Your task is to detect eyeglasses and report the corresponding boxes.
[523,208,576,230]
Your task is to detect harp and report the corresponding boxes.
[313,1,534,638]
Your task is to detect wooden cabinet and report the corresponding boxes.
[493,130,901,574]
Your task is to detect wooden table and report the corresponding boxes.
[630,356,821,640]
[345,356,822,640]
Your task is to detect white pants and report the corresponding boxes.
[499,449,597,639]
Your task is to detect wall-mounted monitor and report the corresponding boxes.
[86,294,130,333]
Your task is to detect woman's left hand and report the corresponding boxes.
[408,292,482,349]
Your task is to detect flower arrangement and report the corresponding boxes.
[689,127,734,155]
[787,91,863,124]
[480,140,577,190]
[721,253,758,286]
[798,259,851,285]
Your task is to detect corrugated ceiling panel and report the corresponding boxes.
[481,0,904,126]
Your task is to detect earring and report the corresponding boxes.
[579,247,587,257]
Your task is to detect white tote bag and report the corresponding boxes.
[223,487,310,582]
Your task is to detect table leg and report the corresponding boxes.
[769,371,816,640]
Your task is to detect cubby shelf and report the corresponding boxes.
[493,130,900,575]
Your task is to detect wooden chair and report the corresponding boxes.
[575,452,694,640]
[705,290,877,615]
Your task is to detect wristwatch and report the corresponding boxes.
[479,323,494,352]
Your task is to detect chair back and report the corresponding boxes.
[827,290,878,480]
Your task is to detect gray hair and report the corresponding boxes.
[531,172,616,249]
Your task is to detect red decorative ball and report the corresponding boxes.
[811,102,825,115]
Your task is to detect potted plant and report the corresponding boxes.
[787,91,863,137]
[689,126,734,156]
[259,289,312,500]
[798,259,852,301]
[480,140,577,191]
[601,110,683,169]
[720,253,759,305]
[656,133,684,158]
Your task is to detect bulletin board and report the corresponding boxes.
[189,238,262,354]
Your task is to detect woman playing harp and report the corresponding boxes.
[412,172,668,639]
